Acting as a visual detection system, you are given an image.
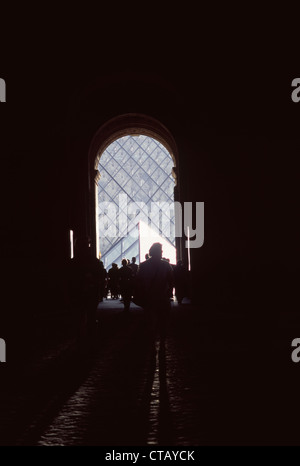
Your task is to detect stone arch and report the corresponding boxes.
[87,113,182,259]
[89,113,179,183]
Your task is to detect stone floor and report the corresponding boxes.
[0,298,299,446]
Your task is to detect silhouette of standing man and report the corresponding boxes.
[129,256,138,277]
[136,243,173,347]
[108,263,119,299]
[119,258,133,313]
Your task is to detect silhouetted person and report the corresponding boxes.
[136,243,173,346]
[128,256,139,301]
[108,263,119,299]
[99,260,107,302]
[68,237,102,351]
[129,256,138,277]
[173,260,187,304]
[119,258,133,313]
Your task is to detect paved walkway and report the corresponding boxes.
[0,299,298,445]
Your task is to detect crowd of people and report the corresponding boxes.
[67,238,189,351]
[100,255,188,307]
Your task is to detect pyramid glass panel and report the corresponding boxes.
[98,135,176,268]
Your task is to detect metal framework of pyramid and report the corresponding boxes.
[98,135,175,271]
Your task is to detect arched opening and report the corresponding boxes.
[88,114,183,266]
[97,134,176,270]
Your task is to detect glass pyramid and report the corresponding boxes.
[98,135,175,271]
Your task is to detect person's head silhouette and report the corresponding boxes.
[149,242,163,260]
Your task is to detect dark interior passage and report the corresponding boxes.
[0,298,298,446]
[1,42,300,446]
